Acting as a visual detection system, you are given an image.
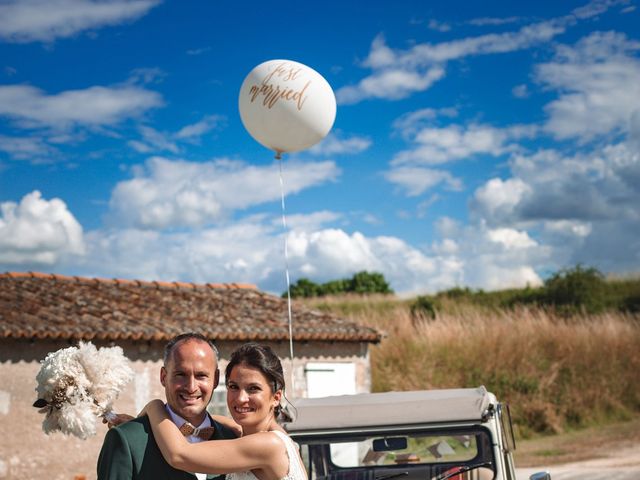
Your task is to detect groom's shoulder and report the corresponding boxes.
[109,415,152,440]
[209,416,239,440]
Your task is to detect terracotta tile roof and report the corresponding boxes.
[0,272,382,343]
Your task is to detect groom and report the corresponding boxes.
[98,333,237,479]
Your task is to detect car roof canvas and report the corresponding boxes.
[284,386,492,432]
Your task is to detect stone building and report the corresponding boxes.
[0,272,382,480]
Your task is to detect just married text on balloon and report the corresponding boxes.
[239,59,336,153]
[248,62,311,110]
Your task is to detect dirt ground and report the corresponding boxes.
[513,417,640,479]
[514,417,640,467]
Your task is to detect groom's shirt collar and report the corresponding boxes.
[165,404,212,439]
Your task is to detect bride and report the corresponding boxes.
[141,342,307,480]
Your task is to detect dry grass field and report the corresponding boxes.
[301,295,640,438]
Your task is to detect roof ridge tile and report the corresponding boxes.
[1,271,257,290]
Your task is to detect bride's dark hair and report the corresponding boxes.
[225,343,285,416]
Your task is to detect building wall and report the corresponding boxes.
[0,338,371,480]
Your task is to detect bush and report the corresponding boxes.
[410,296,437,320]
[622,295,640,313]
[437,286,474,300]
[542,265,606,314]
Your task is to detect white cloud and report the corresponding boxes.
[507,147,623,221]
[361,34,396,69]
[285,229,462,295]
[0,84,163,129]
[538,31,640,140]
[175,115,224,139]
[287,229,377,275]
[431,219,546,290]
[0,0,160,43]
[108,157,340,229]
[543,220,592,238]
[416,194,441,219]
[186,46,211,56]
[468,132,640,275]
[308,132,372,156]
[571,0,629,19]
[82,220,279,285]
[0,201,552,294]
[282,211,343,231]
[371,19,567,68]
[427,19,451,33]
[432,238,459,255]
[467,264,542,291]
[0,191,85,265]
[335,2,624,105]
[472,177,532,225]
[282,223,547,294]
[391,124,514,166]
[337,66,445,104]
[487,228,538,250]
[392,107,459,139]
[0,135,59,162]
[404,20,565,64]
[385,167,462,196]
[127,67,166,85]
[0,80,165,161]
[468,16,523,27]
[129,125,179,154]
[362,213,382,225]
[0,194,540,294]
[73,220,448,295]
[512,84,530,98]
[336,17,570,104]
[128,115,226,154]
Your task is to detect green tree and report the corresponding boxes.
[348,271,394,295]
[320,279,349,296]
[542,265,606,314]
[287,278,320,298]
[285,271,394,298]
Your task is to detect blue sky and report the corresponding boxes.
[1,0,639,295]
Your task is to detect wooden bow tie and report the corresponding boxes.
[179,422,216,440]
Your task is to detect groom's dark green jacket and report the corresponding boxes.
[97,414,237,480]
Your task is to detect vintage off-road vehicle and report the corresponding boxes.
[283,386,550,480]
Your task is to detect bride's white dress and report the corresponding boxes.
[226,431,307,480]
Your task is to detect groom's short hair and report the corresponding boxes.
[163,332,219,366]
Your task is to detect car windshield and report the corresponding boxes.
[296,428,495,479]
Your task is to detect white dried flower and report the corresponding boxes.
[34,342,134,439]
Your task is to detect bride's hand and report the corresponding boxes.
[139,399,165,418]
[102,413,135,428]
[211,414,243,437]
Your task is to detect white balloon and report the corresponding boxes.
[239,59,336,154]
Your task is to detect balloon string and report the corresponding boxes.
[277,154,295,395]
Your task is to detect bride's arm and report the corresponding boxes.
[211,414,243,437]
[143,400,278,474]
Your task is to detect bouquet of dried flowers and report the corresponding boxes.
[33,341,134,439]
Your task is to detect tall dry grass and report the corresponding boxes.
[303,296,640,437]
